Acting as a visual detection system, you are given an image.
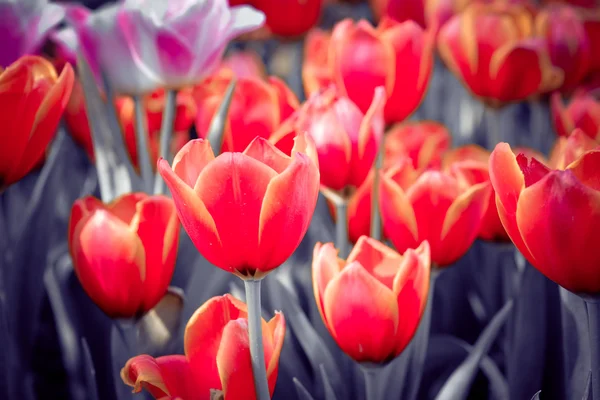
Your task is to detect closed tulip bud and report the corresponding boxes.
[313,236,430,363]
[0,56,74,188]
[122,294,285,399]
[158,134,320,279]
[489,143,600,294]
[68,193,180,318]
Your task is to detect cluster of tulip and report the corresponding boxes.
[1,0,600,399]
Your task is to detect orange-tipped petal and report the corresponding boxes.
[347,172,375,243]
[121,355,196,399]
[194,153,277,275]
[265,312,286,387]
[323,262,399,362]
[172,139,216,188]
[302,29,334,96]
[216,319,255,400]
[550,92,573,138]
[346,235,403,290]
[550,129,600,169]
[243,137,292,174]
[258,152,320,273]
[312,242,344,325]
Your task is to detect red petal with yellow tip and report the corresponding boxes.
[385,121,451,170]
[567,150,600,191]
[489,42,544,102]
[172,139,216,188]
[243,137,292,174]
[107,192,148,226]
[516,169,600,294]
[258,152,320,273]
[331,20,395,114]
[391,242,430,354]
[347,171,375,243]
[438,181,492,266]
[346,235,403,290]
[194,153,277,275]
[265,312,286,381]
[216,319,256,400]
[312,242,343,325]
[158,158,224,270]
[68,196,104,247]
[323,262,399,363]
[550,129,600,169]
[550,92,572,137]
[133,196,180,313]
[488,143,535,263]
[121,355,195,400]
[70,211,146,318]
[302,29,334,96]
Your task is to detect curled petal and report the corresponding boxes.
[172,138,216,188]
[121,355,195,399]
[243,137,292,174]
[312,242,344,325]
[346,235,403,290]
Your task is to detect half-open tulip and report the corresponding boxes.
[550,128,600,168]
[0,0,65,67]
[122,294,285,399]
[380,158,491,266]
[437,3,563,106]
[0,56,74,188]
[535,5,591,91]
[384,121,451,170]
[489,143,600,294]
[68,193,180,318]
[69,0,265,95]
[253,0,323,37]
[551,91,600,140]
[194,68,299,153]
[303,17,435,124]
[272,85,385,193]
[158,135,320,279]
[313,236,430,363]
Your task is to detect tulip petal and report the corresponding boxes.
[216,319,256,400]
[155,28,196,85]
[158,158,224,269]
[438,181,491,266]
[70,211,146,318]
[312,242,343,325]
[121,355,196,399]
[346,236,403,291]
[489,43,544,102]
[108,192,148,225]
[323,262,399,363]
[258,153,319,274]
[347,171,374,243]
[550,92,573,138]
[517,170,600,294]
[379,170,419,254]
[302,29,334,96]
[133,196,180,312]
[243,137,292,174]
[265,312,286,386]
[68,196,105,247]
[172,139,216,188]
[567,150,600,191]
[268,76,299,121]
[392,242,430,355]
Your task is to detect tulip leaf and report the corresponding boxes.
[583,371,592,400]
[153,89,177,195]
[435,299,514,400]
[531,391,541,400]
[319,364,338,400]
[76,53,139,201]
[207,79,236,156]
[293,378,317,400]
[81,338,100,400]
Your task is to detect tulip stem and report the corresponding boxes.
[335,199,349,259]
[370,142,384,241]
[133,95,154,193]
[153,89,177,195]
[244,279,271,400]
[485,107,502,149]
[585,297,600,400]
[362,366,382,400]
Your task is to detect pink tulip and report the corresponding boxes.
[68,0,265,95]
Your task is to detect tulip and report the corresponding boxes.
[158,135,320,279]
[384,121,451,170]
[369,0,426,27]
[489,143,600,294]
[549,128,599,169]
[194,68,299,153]
[437,3,563,106]
[122,294,285,399]
[252,0,324,37]
[0,56,74,188]
[535,5,591,91]
[68,193,180,318]
[220,50,267,79]
[303,17,435,124]
[443,145,509,242]
[69,0,265,95]
[272,85,386,193]
[380,157,492,266]
[551,91,600,140]
[583,14,600,76]
[313,236,430,362]
[0,0,65,67]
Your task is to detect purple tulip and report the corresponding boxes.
[68,0,265,95]
[0,0,65,67]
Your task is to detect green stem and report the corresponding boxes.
[133,95,154,193]
[370,142,384,241]
[585,298,600,400]
[244,279,270,400]
[153,89,177,195]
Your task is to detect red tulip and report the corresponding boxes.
[384,121,451,170]
[535,5,591,91]
[253,0,324,37]
[193,68,299,153]
[583,13,600,76]
[219,50,267,79]
[549,128,600,168]
[489,143,600,294]
[122,294,285,400]
[380,157,492,266]
[271,85,385,193]
[551,91,600,140]
[313,236,430,363]
[437,3,563,106]
[369,0,427,27]
[158,135,320,279]
[0,56,74,188]
[303,17,435,124]
[68,193,180,318]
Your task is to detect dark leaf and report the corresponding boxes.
[207,79,236,156]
